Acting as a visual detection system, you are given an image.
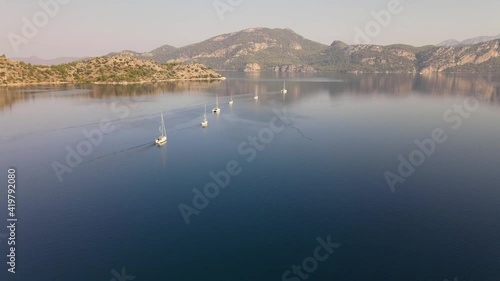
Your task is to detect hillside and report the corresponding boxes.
[419,39,500,74]
[109,28,329,72]
[307,43,437,72]
[0,55,223,86]
[108,45,178,62]
[105,28,500,73]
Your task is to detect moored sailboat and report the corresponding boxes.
[155,112,167,145]
[281,81,288,94]
[201,105,208,128]
[212,94,221,114]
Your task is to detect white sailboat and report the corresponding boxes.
[229,92,234,105]
[201,104,208,128]
[212,94,221,114]
[254,91,259,100]
[155,112,167,145]
[281,81,288,94]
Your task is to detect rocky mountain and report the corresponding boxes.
[308,43,436,72]
[419,39,500,74]
[109,28,328,72]
[0,55,223,86]
[437,34,500,46]
[162,28,327,71]
[106,28,500,73]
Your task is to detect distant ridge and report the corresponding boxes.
[11,56,85,66]
[437,34,500,46]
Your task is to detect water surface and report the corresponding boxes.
[0,73,499,281]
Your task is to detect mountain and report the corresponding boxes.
[437,34,500,46]
[308,42,438,72]
[107,45,178,64]
[419,39,500,74]
[11,56,85,65]
[0,55,223,86]
[14,28,500,75]
[150,44,178,62]
[109,28,328,72]
[107,27,499,73]
[162,28,328,71]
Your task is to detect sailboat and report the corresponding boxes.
[281,81,288,94]
[254,91,259,100]
[212,94,221,114]
[155,112,167,145]
[201,105,208,128]
[229,92,234,105]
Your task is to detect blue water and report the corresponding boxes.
[0,73,500,281]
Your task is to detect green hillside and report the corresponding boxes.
[0,55,223,86]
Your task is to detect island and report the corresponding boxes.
[0,55,224,86]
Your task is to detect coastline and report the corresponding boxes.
[0,76,227,88]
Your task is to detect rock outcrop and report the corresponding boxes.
[243,63,262,72]
[419,40,500,74]
[272,65,316,73]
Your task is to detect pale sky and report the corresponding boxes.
[1,0,499,58]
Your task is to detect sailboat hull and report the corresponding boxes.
[156,136,167,145]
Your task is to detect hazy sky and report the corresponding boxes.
[1,0,499,58]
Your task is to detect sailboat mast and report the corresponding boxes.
[162,113,166,137]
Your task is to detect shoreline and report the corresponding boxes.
[0,77,226,88]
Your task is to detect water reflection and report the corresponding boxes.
[0,80,222,111]
[159,143,168,167]
[323,73,500,102]
[1,73,499,111]
[418,74,499,103]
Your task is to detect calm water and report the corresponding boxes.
[1,73,500,281]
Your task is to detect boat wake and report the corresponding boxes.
[79,142,154,166]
